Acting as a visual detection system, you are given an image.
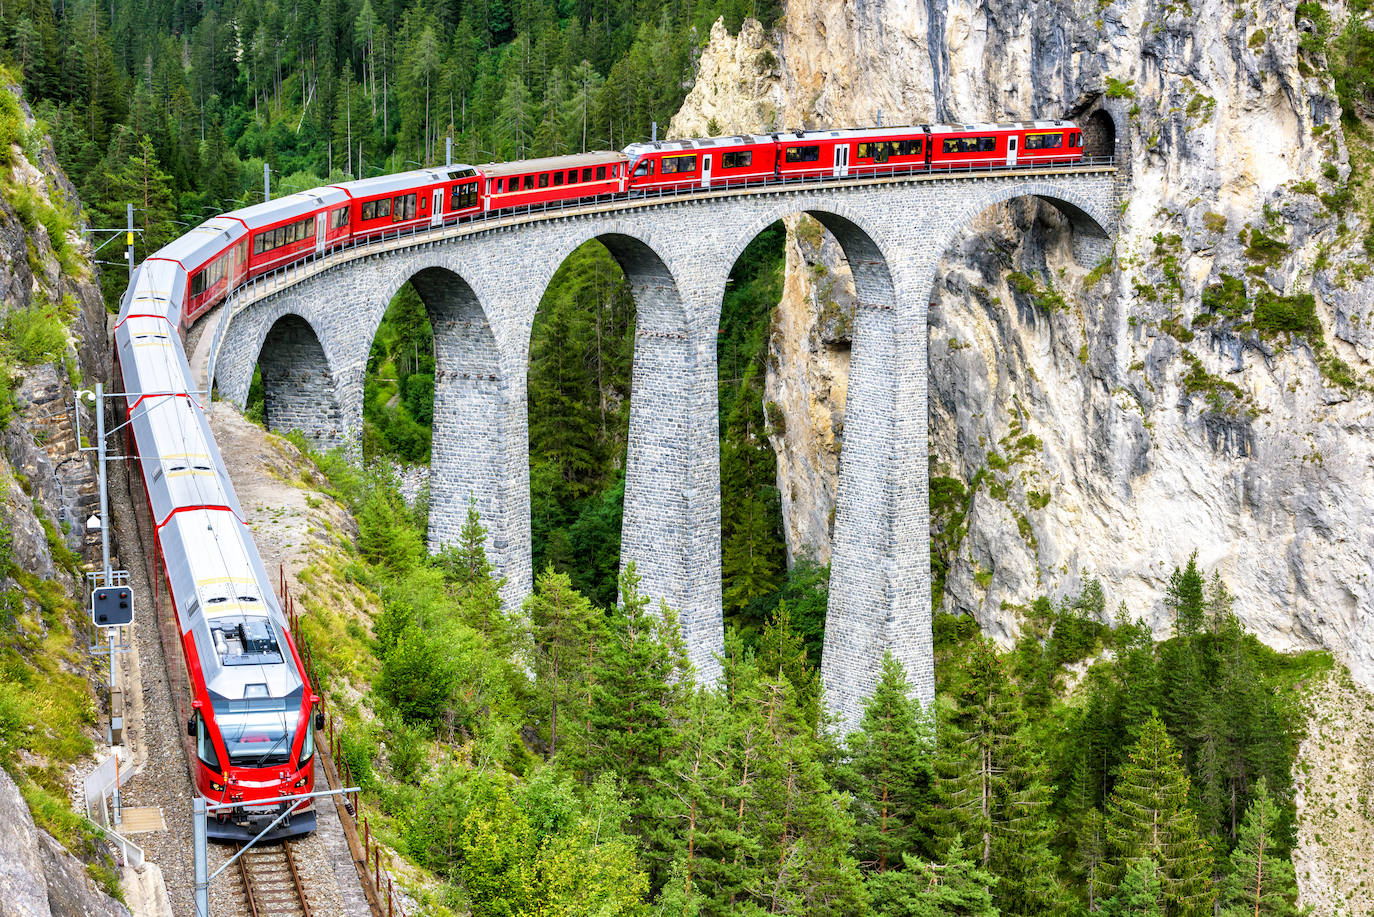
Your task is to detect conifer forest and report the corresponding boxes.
[0,0,1347,912]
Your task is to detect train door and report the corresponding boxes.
[1006,136,1018,167]
[701,154,712,189]
[431,189,444,227]
[315,213,326,253]
[834,143,849,177]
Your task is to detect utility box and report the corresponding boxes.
[92,586,133,627]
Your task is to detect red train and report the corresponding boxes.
[153,119,1085,331]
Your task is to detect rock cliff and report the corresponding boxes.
[0,82,131,916]
[670,2,1374,687]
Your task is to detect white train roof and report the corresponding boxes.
[226,187,351,230]
[153,217,245,268]
[159,509,300,701]
[120,261,184,325]
[115,315,196,406]
[129,396,241,525]
[623,135,775,157]
[334,166,478,199]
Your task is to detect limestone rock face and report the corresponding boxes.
[670,3,1374,688]
[0,767,130,917]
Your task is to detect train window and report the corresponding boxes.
[661,154,697,174]
[392,193,416,222]
[722,150,753,168]
[633,159,653,177]
[524,175,535,190]
[362,198,391,221]
[554,172,564,186]
[568,169,578,183]
[538,173,550,188]
[942,136,997,154]
[191,271,206,296]
[1024,132,1063,150]
[898,139,922,156]
[194,714,222,773]
[581,168,593,182]
[451,183,477,210]
[597,166,608,180]
[330,206,349,230]
[784,145,820,163]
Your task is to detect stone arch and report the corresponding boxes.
[525,229,721,675]
[255,312,345,449]
[371,264,511,571]
[931,180,1114,271]
[718,201,935,727]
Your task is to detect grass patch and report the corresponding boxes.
[1008,271,1067,312]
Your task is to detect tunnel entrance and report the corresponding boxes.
[1082,109,1117,161]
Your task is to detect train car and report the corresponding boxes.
[480,151,626,212]
[926,121,1082,170]
[336,166,483,240]
[231,187,351,278]
[146,217,248,326]
[114,264,322,842]
[623,135,777,192]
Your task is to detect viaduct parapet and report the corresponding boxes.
[207,167,1119,731]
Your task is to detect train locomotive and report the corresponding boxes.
[115,117,1084,839]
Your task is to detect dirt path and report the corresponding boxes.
[1293,667,1374,917]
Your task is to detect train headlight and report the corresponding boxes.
[295,776,308,788]
[210,781,225,792]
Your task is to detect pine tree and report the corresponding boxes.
[938,639,1066,914]
[584,563,692,854]
[842,652,936,872]
[1218,779,1300,917]
[435,501,516,659]
[866,836,999,917]
[1105,715,1215,916]
[1080,808,1109,913]
[1102,859,1165,917]
[526,566,601,757]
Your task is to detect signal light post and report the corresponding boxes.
[76,383,136,825]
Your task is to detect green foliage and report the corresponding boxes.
[1251,289,1321,339]
[1008,270,1067,311]
[1201,274,1249,320]
[5,299,67,364]
[1218,779,1301,917]
[1106,77,1137,98]
[1103,715,1215,915]
[866,836,999,917]
[1243,227,1289,266]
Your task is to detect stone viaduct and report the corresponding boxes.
[205,164,1119,731]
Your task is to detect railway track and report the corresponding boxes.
[236,841,312,917]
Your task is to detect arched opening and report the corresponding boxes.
[250,314,343,449]
[362,282,436,465]
[1082,109,1117,161]
[357,265,501,558]
[926,189,1112,625]
[715,220,818,654]
[526,240,638,610]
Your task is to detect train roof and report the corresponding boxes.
[334,166,478,200]
[119,261,183,326]
[160,509,301,701]
[478,150,625,177]
[226,187,351,230]
[151,217,244,268]
[115,314,196,404]
[622,135,776,158]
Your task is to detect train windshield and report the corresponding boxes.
[218,709,293,767]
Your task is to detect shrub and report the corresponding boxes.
[1252,289,1321,338]
[6,302,67,364]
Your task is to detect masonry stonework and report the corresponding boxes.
[210,170,1118,730]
